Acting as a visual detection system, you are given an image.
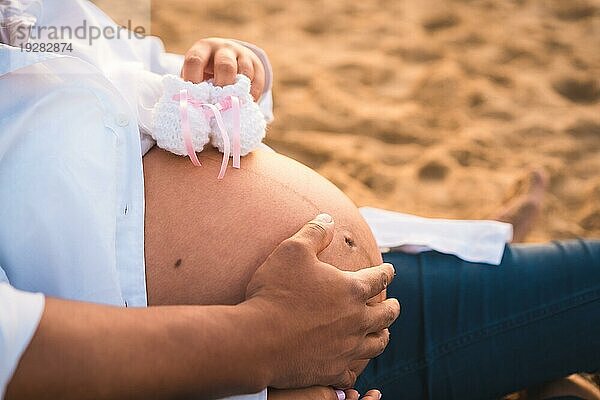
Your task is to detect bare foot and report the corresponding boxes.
[492,169,548,243]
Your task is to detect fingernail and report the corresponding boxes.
[315,213,333,224]
[378,393,382,399]
[334,389,346,400]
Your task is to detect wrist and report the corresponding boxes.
[233,299,279,390]
[163,304,272,398]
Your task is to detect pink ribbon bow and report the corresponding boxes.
[173,89,241,179]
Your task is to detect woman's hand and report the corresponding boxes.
[245,214,400,389]
[181,37,265,100]
[269,387,383,400]
[346,389,382,400]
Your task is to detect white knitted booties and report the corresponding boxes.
[210,74,267,156]
[151,75,212,156]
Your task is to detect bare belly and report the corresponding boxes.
[143,147,382,306]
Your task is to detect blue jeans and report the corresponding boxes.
[356,240,600,399]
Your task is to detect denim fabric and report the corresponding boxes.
[357,240,600,399]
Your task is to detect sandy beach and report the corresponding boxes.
[146,0,600,242]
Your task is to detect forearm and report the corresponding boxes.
[6,298,269,400]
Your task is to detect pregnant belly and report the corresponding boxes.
[143,147,382,306]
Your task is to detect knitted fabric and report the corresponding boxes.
[150,74,266,158]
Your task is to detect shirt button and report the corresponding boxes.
[115,113,130,127]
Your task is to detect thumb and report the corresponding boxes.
[290,213,335,255]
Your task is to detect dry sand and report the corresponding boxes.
[147,0,599,242]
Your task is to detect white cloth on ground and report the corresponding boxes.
[360,207,513,265]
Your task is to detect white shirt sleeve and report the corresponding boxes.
[0,282,267,400]
[0,282,45,399]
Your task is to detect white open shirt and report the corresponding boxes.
[0,0,272,398]
[0,0,511,398]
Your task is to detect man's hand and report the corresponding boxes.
[181,37,265,100]
[245,214,401,389]
[269,387,383,400]
[6,214,397,399]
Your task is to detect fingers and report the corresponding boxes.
[182,42,212,83]
[357,329,390,359]
[284,213,335,255]
[213,46,238,86]
[344,389,359,400]
[351,263,395,300]
[365,298,401,333]
[343,389,382,400]
[237,54,255,82]
[360,390,382,399]
[268,387,340,400]
[250,56,265,101]
[181,39,266,101]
